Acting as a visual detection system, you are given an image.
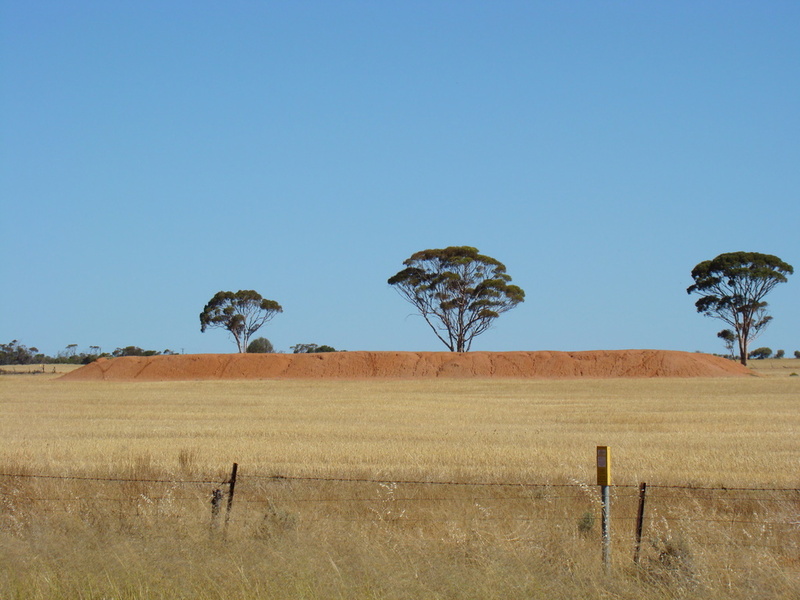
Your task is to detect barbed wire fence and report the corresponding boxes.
[1,467,798,578]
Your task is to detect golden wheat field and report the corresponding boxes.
[1,365,798,599]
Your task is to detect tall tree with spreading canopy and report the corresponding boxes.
[200,290,283,353]
[388,246,525,352]
[687,252,793,366]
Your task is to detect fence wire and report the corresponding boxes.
[1,469,798,574]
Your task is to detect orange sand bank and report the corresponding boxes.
[59,350,752,381]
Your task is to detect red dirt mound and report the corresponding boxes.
[59,350,752,381]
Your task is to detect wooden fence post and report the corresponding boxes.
[634,482,647,564]
[210,488,223,531]
[223,462,238,536]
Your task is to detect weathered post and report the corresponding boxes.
[210,488,223,531]
[634,482,647,564]
[224,462,238,537]
[596,446,612,573]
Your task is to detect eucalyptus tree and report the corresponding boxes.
[716,329,736,359]
[388,246,525,352]
[200,290,283,353]
[687,252,793,366]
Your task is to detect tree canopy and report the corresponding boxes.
[291,343,337,353]
[716,329,736,359]
[199,290,283,353]
[388,246,525,352]
[687,251,793,365]
[0,340,39,365]
[112,346,168,357]
[748,347,772,360]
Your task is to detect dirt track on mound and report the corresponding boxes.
[59,350,752,381]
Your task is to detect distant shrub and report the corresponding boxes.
[112,346,163,357]
[775,349,785,359]
[246,337,274,353]
[748,347,772,360]
[795,350,800,359]
[291,343,337,353]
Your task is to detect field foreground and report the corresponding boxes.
[59,349,752,381]
[1,374,797,599]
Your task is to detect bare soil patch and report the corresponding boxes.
[59,350,752,381]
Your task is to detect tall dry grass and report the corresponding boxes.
[1,373,798,599]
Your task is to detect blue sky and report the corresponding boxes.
[2,1,798,357]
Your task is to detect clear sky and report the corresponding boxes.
[1,1,798,357]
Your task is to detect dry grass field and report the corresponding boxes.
[748,357,800,377]
[1,365,798,599]
[0,363,82,375]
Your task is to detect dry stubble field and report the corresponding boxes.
[1,362,798,599]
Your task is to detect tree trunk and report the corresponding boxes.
[738,335,748,366]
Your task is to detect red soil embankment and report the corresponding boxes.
[58,350,752,382]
